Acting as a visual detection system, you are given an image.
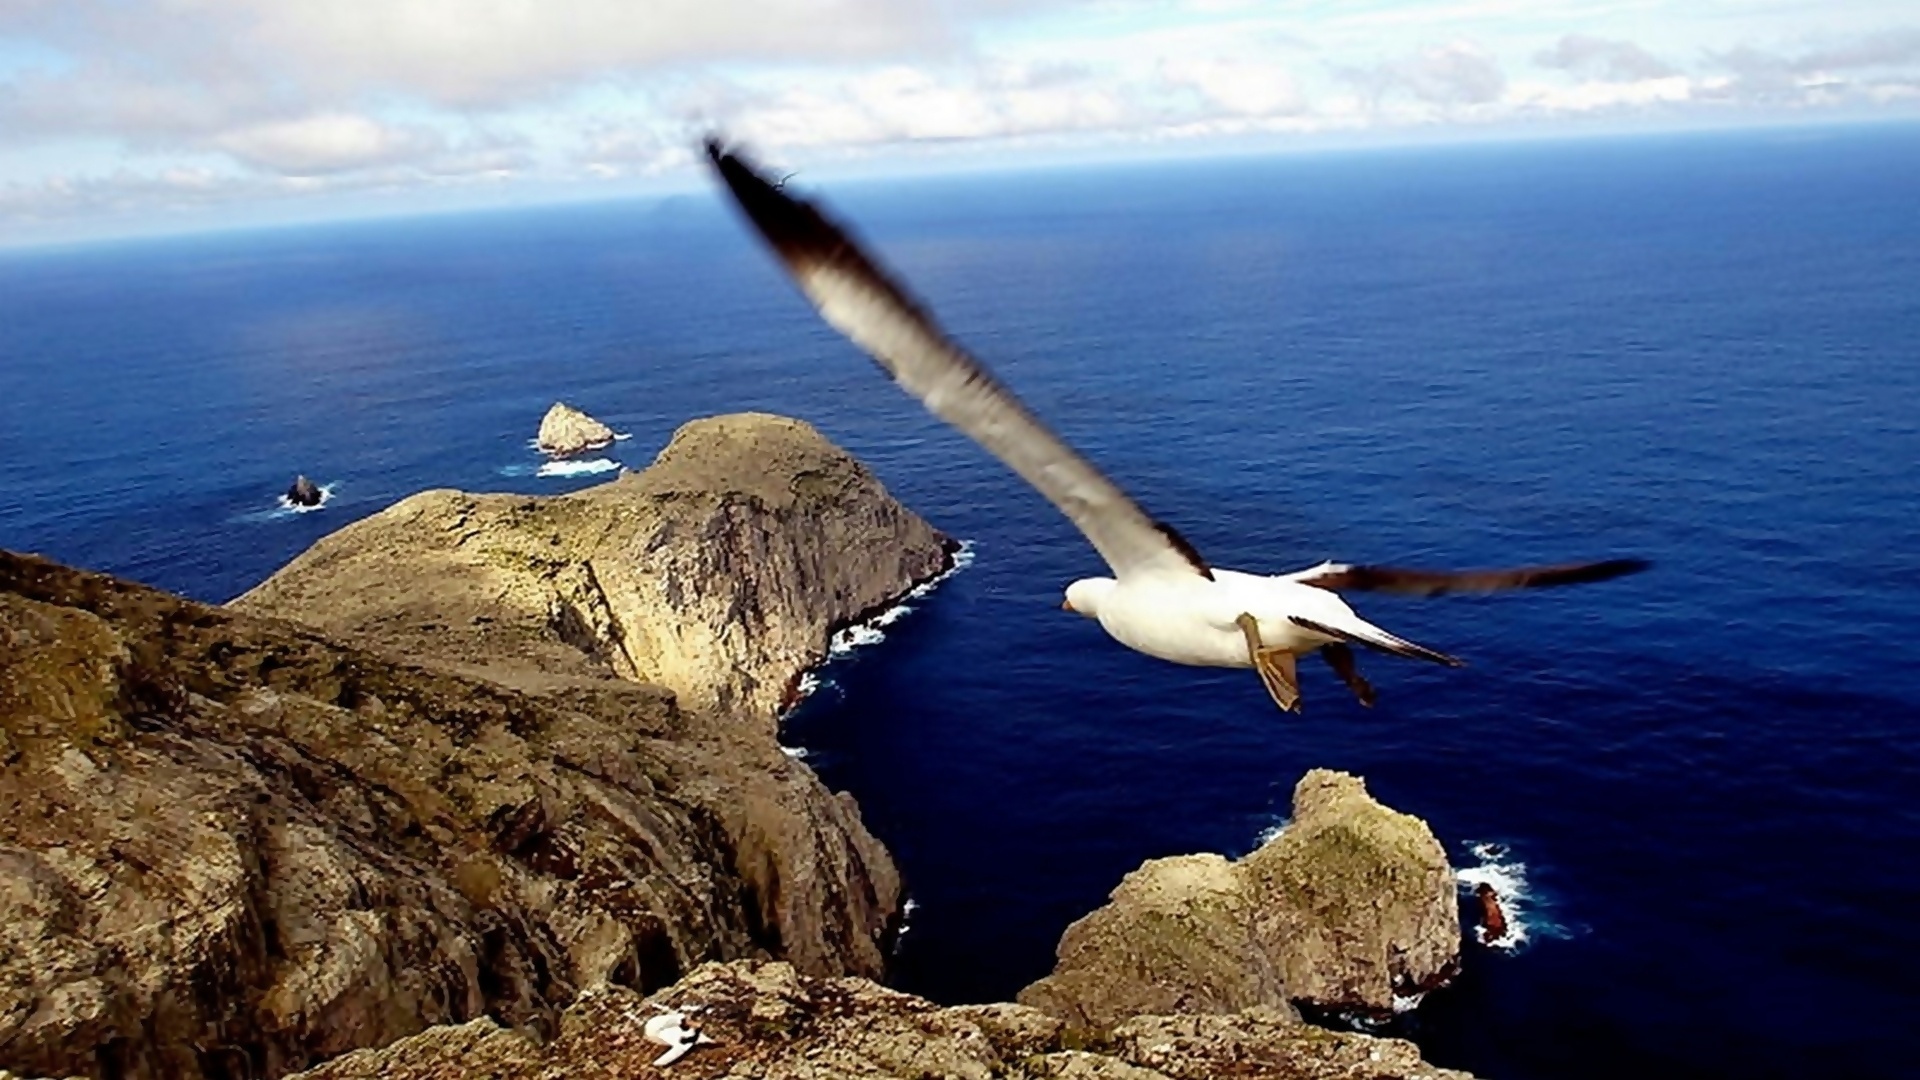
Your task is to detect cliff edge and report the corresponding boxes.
[289,960,1472,1080]
[1,414,952,1080]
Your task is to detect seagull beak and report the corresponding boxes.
[1061,600,1073,612]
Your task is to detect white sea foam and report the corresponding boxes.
[783,540,976,711]
[536,458,620,478]
[1251,816,1293,848]
[272,483,335,515]
[1456,840,1551,949]
[526,431,631,451]
[779,744,810,760]
[893,897,922,952]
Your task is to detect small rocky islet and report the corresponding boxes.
[535,401,618,457]
[2,412,1478,1080]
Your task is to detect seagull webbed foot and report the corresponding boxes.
[1236,612,1303,714]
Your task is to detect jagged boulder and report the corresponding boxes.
[288,960,1473,1080]
[1019,770,1460,1032]
[286,475,322,507]
[535,402,616,456]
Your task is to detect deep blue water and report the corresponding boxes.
[5,125,1919,1079]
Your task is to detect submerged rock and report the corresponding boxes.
[288,960,1472,1080]
[535,402,616,456]
[1019,769,1460,1032]
[286,474,322,506]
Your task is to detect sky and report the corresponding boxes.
[2,0,1917,246]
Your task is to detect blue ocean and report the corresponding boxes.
[4,125,1918,1079]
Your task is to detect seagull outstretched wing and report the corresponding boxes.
[1290,558,1649,596]
[707,138,1211,583]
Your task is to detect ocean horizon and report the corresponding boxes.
[5,123,1918,1079]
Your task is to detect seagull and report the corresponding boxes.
[641,1009,713,1067]
[706,138,1647,713]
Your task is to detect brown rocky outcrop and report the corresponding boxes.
[288,959,1472,1080]
[1019,770,1460,1033]
[534,402,616,456]
[0,415,952,1080]
[235,412,954,724]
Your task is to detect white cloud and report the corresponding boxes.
[1537,34,1677,82]
[4,0,1920,241]
[213,114,446,176]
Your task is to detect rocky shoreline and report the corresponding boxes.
[2,412,1475,1080]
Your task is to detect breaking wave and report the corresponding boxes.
[235,482,337,522]
[784,541,975,713]
[536,458,620,478]
[1456,840,1557,950]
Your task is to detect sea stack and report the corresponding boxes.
[1475,883,1509,944]
[537,401,617,456]
[286,475,322,507]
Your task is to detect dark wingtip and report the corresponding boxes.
[702,133,842,270]
[1558,558,1652,585]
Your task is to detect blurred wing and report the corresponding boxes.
[1296,558,1649,597]
[708,138,1210,582]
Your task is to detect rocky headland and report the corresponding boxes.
[535,402,617,457]
[1019,770,1461,1033]
[2,412,1475,1080]
[235,413,953,724]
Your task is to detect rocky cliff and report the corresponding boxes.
[1019,770,1461,1033]
[0,414,954,1080]
[287,960,1472,1080]
[235,413,954,724]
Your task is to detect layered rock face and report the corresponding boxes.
[534,402,616,456]
[1,414,952,1080]
[1019,770,1460,1032]
[235,413,954,724]
[289,960,1472,1080]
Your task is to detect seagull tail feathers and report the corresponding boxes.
[1289,615,1466,668]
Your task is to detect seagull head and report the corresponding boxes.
[1063,578,1116,618]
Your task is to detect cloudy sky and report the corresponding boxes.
[3,0,1917,245]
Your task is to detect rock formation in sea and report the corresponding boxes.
[236,413,953,725]
[534,401,617,456]
[285,959,1473,1080]
[285,474,322,507]
[1019,769,1462,1033]
[0,414,950,1080]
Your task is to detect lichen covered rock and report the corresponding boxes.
[288,960,1473,1080]
[1019,770,1459,1032]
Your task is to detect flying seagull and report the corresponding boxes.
[706,138,1647,713]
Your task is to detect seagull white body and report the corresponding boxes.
[1070,569,1359,667]
[642,1010,712,1067]
[708,140,1646,712]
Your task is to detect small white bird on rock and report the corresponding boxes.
[642,1009,713,1067]
[707,139,1647,713]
